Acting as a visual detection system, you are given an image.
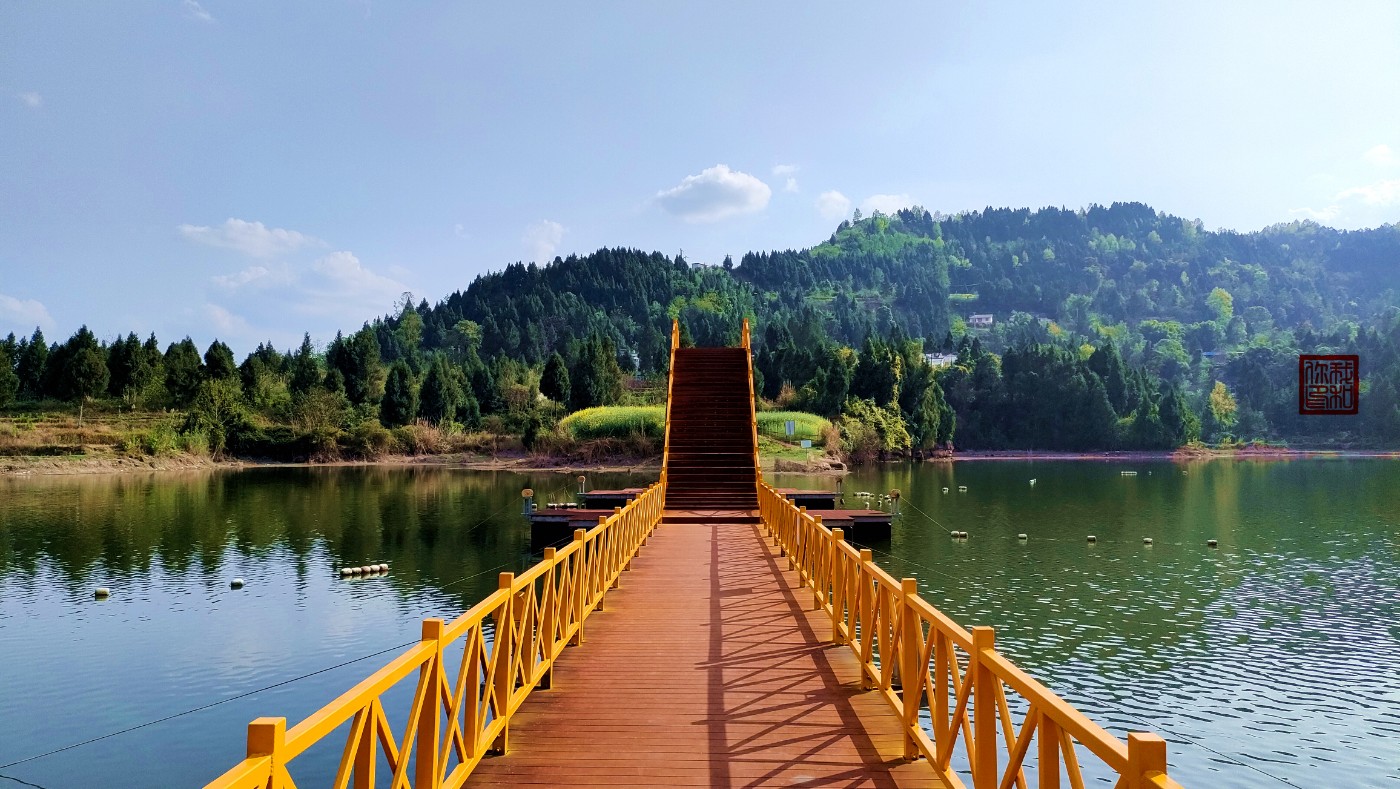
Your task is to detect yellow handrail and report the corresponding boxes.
[755,482,1184,789]
[741,318,762,484]
[661,319,679,496]
[204,482,667,789]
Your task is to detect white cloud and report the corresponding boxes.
[772,165,800,193]
[183,0,215,22]
[1289,205,1342,222]
[178,218,322,258]
[454,223,469,238]
[212,265,294,290]
[523,220,566,263]
[17,92,41,108]
[0,292,55,331]
[862,193,915,215]
[1336,179,1400,206]
[655,165,771,223]
[304,251,409,315]
[1363,144,1397,168]
[815,190,852,221]
[204,303,251,337]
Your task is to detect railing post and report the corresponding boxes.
[541,547,556,689]
[571,529,586,645]
[811,514,824,609]
[616,507,631,574]
[247,717,285,788]
[416,618,445,789]
[1126,732,1168,789]
[830,528,845,643]
[972,625,997,788]
[1038,711,1061,789]
[900,578,923,760]
[491,573,515,755]
[858,548,873,690]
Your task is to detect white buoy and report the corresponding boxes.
[1207,539,1219,548]
[958,486,968,492]
[94,587,110,599]
[339,567,352,577]
[1029,479,1037,486]
[1143,538,1153,545]
[230,578,245,589]
[950,530,960,538]
[942,487,949,493]
[1087,535,1097,543]
[1017,533,1028,540]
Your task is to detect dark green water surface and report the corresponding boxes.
[1,461,1397,787]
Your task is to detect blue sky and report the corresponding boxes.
[3,1,1398,354]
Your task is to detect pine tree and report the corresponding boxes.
[16,327,48,399]
[541,351,571,404]
[164,338,203,406]
[0,345,18,407]
[290,333,322,395]
[380,359,417,427]
[203,340,239,381]
[419,356,458,425]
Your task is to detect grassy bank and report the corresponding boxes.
[1,403,840,475]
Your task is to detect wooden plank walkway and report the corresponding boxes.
[466,514,944,789]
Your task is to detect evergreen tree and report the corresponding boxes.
[203,340,239,381]
[67,347,110,404]
[569,334,624,410]
[380,359,417,427]
[289,333,322,395]
[15,327,48,400]
[418,356,458,425]
[1087,343,1130,415]
[1156,383,1199,446]
[0,345,18,407]
[46,327,105,401]
[164,338,203,406]
[540,351,571,404]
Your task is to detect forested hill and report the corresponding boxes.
[404,203,1397,366]
[6,202,1400,456]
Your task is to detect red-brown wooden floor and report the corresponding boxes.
[466,514,944,788]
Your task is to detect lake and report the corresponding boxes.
[1,460,1397,787]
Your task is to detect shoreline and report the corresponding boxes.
[5,445,1398,479]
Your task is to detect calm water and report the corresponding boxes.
[1,461,1397,788]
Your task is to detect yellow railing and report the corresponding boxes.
[740,318,762,483]
[661,319,679,492]
[205,482,666,789]
[757,482,1185,789]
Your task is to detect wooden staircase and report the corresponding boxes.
[662,341,759,513]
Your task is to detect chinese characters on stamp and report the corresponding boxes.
[1298,355,1358,415]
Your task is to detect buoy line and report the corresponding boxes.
[837,539,1305,789]
[0,478,586,776]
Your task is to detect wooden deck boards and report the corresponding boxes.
[466,515,943,789]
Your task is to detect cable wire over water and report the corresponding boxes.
[0,479,579,776]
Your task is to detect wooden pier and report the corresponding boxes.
[467,513,937,788]
[205,320,1183,789]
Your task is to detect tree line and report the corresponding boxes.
[5,200,1400,456]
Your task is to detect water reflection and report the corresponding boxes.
[777,459,1400,788]
[1,461,1398,787]
[0,466,647,788]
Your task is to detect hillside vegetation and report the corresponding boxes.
[4,202,1398,464]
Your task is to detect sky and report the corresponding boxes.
[2,1,1399,355]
